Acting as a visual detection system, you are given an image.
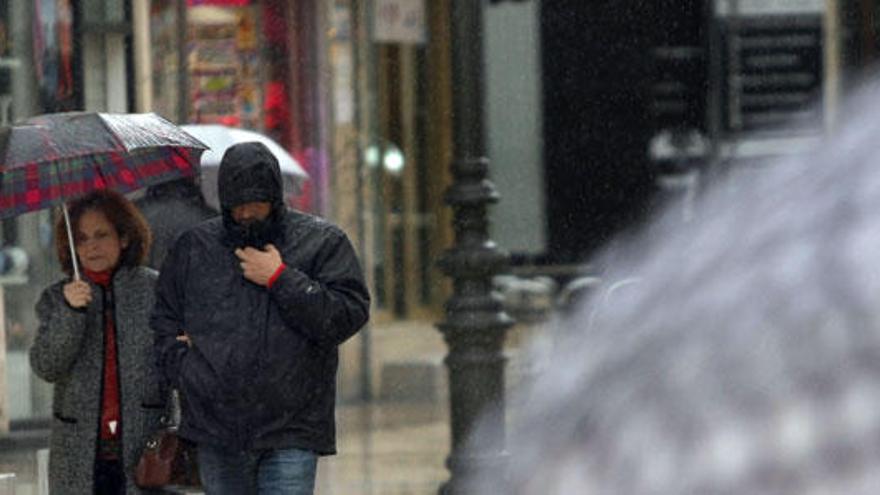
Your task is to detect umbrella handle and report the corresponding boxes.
[62,203,80,280]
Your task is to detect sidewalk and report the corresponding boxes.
[360,316,543,404]
[317,317,451,494]
[0,316,545,495]
[317,402,450,495]
[317,316,545,495]
[363,318,448,403]
[320,316,542,495]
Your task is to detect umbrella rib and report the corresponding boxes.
[95,113,129,152]
[38,122,60,161]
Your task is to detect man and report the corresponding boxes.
[135,177,217,270]
[151,142,370,494]
[469,79,880,494]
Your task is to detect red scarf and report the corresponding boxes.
[84,269,120,443]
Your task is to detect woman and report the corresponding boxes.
[29,190,164,494]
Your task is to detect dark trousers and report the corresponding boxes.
[94,458,125,495]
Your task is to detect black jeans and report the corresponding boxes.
[94,458,125,495]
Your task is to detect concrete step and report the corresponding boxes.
[377,343,545,406]
[0,474,13,495]
[379,359,446,403]
[159,487,203,494]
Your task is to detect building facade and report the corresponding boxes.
[538,0,867,265]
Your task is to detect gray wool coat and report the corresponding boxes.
[30,266,164,494]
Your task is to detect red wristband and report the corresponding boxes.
[267,263,287,288]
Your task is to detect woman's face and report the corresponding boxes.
[74,209,127,273]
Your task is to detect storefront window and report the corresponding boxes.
[151,0,264,128]
[187,2,262,127]
[34,0,77,112]
[151,0,182,121]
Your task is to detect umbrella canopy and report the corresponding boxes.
[0,111,207,278]
[180,124,308,210]
[0,112,207,218]
[181,124,307,178]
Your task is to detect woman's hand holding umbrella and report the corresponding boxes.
[62,279,92,308]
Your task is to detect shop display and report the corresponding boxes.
[187,4,262,128]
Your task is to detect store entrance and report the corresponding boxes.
[367,43,435,320]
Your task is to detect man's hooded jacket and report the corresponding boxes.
[151,142,370,454]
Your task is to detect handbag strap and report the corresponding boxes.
[161,388,182,430]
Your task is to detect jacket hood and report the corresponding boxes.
[217,142,286,247]
[218,141,284,210]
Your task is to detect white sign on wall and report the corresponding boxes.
[373,0,426,44]
[715,0,824,17]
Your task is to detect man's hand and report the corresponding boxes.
[62,280,92,308]
[176,333,192,348]
[235,244,283,286]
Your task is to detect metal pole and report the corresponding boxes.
[62,203,80,280]
[352,0,373,402]
[437,0,514,493]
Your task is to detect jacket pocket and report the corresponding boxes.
[178,347,225,404]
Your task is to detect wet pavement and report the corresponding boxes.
[0,401,451,495]
[0,317,544,494]
[317,402,450,495]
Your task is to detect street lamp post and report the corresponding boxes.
[437,0,515,493]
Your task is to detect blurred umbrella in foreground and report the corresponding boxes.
[0,111,207,279]
[181,124,308,210]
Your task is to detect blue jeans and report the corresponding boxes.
[198,444,318,495]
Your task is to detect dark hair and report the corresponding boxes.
[54,189,152,275]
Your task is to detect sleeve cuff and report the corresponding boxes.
[267,263,287,288]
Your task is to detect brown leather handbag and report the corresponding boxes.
[134,429,182,487]
[134,390,200,488]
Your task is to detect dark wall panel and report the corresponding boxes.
[540,1,691,262]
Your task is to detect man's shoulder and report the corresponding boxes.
[162,217,227,260]
[179,216,226,242]
[283,209,345,238]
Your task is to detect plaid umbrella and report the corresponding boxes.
[0,111,207,278]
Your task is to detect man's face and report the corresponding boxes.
[231,201,272,226]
